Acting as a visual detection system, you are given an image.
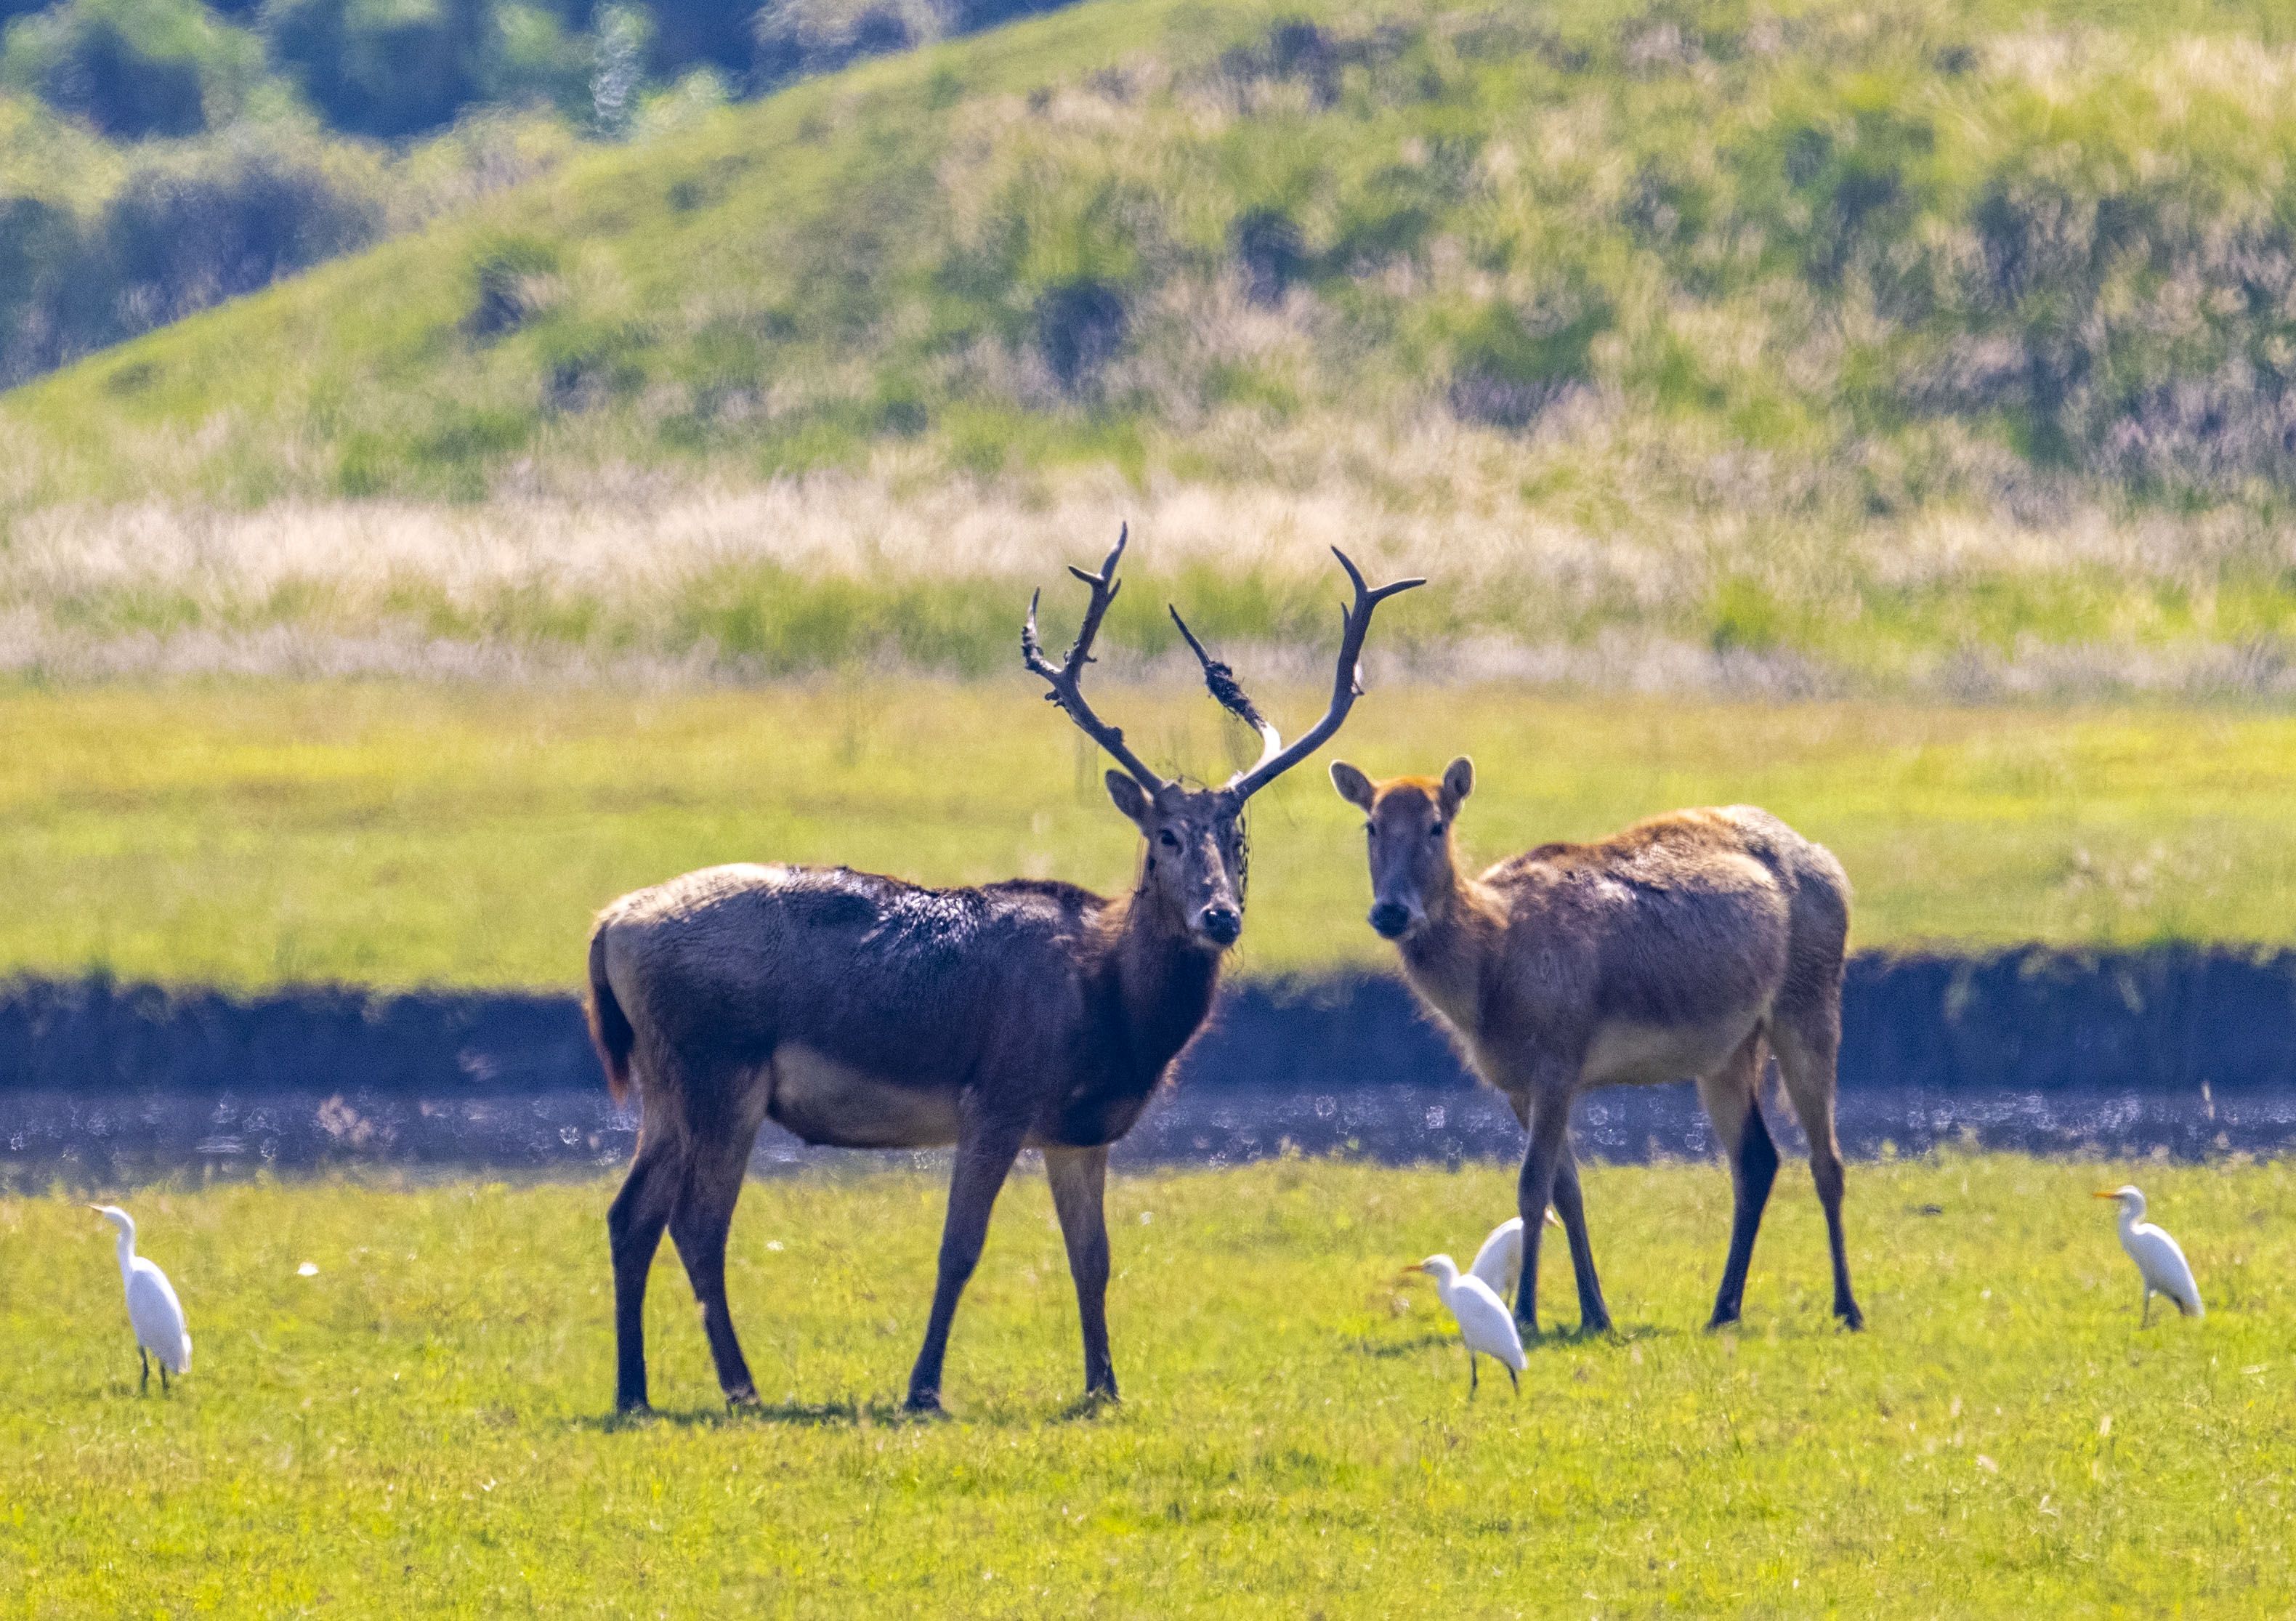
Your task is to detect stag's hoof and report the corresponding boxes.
[902,1389,946,1418]
[614,1398,654,1418]
[726,1387,759,1410]
[1838,1306,1867,1332]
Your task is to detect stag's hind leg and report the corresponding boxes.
[1773,994,1863,1330]
[668,1083,770,1407]
[1697,1029,1779,1330]
[608,1126,688,1413]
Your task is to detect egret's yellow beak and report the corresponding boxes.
[85,1203,102,1213]
[2092,1190,2122,1199]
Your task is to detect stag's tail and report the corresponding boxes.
[586,921,636,1107]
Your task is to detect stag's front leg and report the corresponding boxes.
[1513,1087,1575,1338]
[905,1115,1027,1414]
[1045,1144,1117,1402]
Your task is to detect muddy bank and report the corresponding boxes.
[9,946,2296,1101]
[4,947,2295,1181]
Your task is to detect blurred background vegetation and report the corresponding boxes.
[15,0,2296,695]
[0,0,1078,386]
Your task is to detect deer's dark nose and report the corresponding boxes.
[1367,901,1412,939]
[1198,905,1242,945]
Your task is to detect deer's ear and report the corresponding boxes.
[1330,760,1375,810]
[1104,770,1155,829]
[1439,756,1474,815]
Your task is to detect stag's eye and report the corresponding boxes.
[1158,830,1181,850]
[1428,822,1444,838]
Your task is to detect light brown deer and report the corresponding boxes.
[586,530,1420,1414]
[1329,757,1863,1338]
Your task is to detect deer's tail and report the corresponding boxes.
[586,921,636,1107]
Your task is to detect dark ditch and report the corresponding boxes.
[5,947,2295,1186]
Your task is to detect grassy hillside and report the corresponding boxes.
[15,0,2296,690]
[6,1158,2293,1614]
[12,681,2296,988]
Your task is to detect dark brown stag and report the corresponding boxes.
[586,530,1420,1413]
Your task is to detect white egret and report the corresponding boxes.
[2094,1186,2202,1325]
[1409,1255,1526,1397]
[89,1205,192,1393]
[1466,1209,1564,1301]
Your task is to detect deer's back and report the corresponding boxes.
[597,862,1105,1091]
[1466,807,1847,1082]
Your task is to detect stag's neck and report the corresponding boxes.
[1098,892,1224,1085]
[1396,865,1507,1035]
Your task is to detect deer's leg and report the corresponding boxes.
[607,1127,687,1413]
[905,1115,1027,1413]
[1548,1144,1611,1333]
[1513,1086,1574,1338]
[1772,993,1864,1330]
[1044,1144,1117,1402]
[668,1096,769,1407]
[1698,1030,1778,1330]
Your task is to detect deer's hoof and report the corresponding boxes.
[902,1390,945,1418]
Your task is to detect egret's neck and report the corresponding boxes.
[2119,1200,2146,1232]
[111,1225,136,1279]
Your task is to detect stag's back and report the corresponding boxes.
[594,863,1108,1104]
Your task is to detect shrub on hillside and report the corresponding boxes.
[1,0,264,137]
[0,135,384,384]
[751,0,947,87]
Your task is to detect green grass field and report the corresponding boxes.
[2,1155,2288,1615]
[9,681,2296,989]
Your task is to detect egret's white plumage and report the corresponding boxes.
[89,1205,191,1392]
[1412,1254,1527,1397]
[2095,1186,2202,1325]
[1465,1209,1564,1301]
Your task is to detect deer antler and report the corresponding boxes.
[1022,525,1169,796]
[1186,546,1424,805]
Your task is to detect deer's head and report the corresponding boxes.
[1025,527,1422,951]
[1328,756,1474,941]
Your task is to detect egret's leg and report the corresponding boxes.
[1697,1031,1778,1330]
[905,1116,1027,1414]
[1508,1365,1520,1396]
[1468,1351,1479,1400]
[159,1363,170,1395]
[1045,1146,1117,1402]
[139,1348,150,1395]
[2142,1288,2154,1328]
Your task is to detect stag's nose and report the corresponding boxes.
[1367,901,1413,939]
[1198,905,1242,946]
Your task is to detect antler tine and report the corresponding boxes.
[1169,604,1285,773]
[1219,546,1426,804]
[1020,525,1168,794]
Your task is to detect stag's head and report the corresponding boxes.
[1024,526,1422,952]
[1327,756,1474,941]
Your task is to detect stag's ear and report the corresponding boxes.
[1104,769,1155,829]
[1330,760,1375,810]
[1439,756,1474,816]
